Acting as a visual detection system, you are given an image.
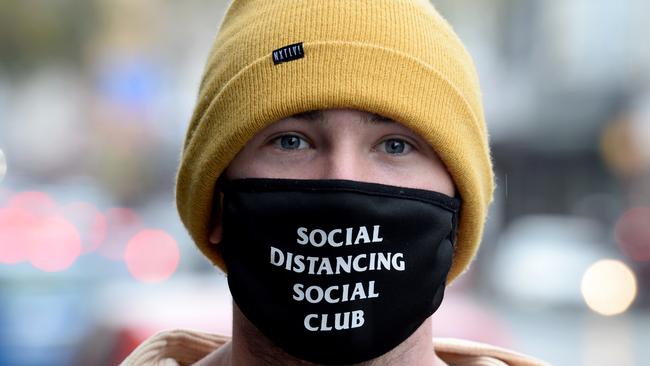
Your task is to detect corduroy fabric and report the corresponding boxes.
[175,0,494,283]
[119,330,550,366]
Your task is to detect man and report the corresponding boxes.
[122,0,548,365]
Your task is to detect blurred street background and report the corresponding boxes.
[1,1,649,365]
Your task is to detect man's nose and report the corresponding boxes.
[319,144,366,181]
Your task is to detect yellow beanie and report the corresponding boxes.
[176,0,494,283]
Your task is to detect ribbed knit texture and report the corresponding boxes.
[176,0,494,283]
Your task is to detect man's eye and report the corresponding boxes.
[380,138,412,155]
[274,134,310,150]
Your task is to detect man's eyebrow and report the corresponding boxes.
[289,110,394,124]
[361,113,394,124]
[290,110,324,121]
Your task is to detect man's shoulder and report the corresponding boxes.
[118,329,228,366]
[433,337,551,366]
[119,329,550,366]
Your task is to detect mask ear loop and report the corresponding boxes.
[433,198,459,312]
[208,175,228,258]
[432,238,454,312]
[448,195,461,248]
[445,197,460,287]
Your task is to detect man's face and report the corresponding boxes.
[212,108,461,365]
[224,108,455,196]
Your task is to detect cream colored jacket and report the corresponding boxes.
[120,329,550,366]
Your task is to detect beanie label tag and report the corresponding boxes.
[272,42,304,65]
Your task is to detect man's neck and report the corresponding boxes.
[196,305,447,366]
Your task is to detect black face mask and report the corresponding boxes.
[219,178,460,365]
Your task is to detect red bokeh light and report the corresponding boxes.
[1,191,83,271]
[7,191,57,217]
[0,206,36,264]
[615,206,650,262]
[28,215,82,272]
[124,230,180,283]
[99,207,142,260]
[60,202,108,253]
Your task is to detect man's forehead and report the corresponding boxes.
[289,110,394,125]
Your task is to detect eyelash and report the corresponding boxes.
[377,138,413,155]
[270,134,311,150]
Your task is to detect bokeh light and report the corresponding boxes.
[60,202,108,254]
[7,191,57,217]
[0,206,35,264]
[0,148,6,182]
[124,230,179,283]
[99,207,142,260]
[615,206,650,262]
[28,215,82,272]
[601,115,650,177]
[581,259,637,316]
[0,191,83,270]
